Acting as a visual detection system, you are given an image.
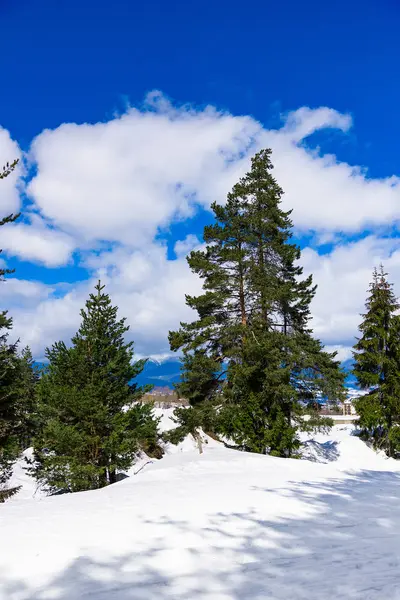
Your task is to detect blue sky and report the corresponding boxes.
[1,0,400,362]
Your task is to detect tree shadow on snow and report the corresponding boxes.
[3,469,400,599]
[301,439,340,463]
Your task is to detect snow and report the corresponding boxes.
[153,406,178,432]
[2,422,400,599]
[7,448,46,501]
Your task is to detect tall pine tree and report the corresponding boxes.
[353,266,400,456]
[31,282,161,493]
[169,149,345,456]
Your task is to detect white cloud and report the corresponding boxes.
[0,127,23,216]
[280,106,352,142]
[27,94,261,246]
[0,215,75,267]
[302,235,400,349]
[3,92,400,361]
[0,278,53,301]
[25,97,400,253]
[174,234,201,258]
[324,345,354,363]
[12,234,395,363]
[11,285,85,357]
[10,243,202,359]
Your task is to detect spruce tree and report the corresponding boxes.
[0,311,21,501]
[0,158,22,501]
[169,149,345,456]
[15,346,40,449]
[353,266,400,455]
[31,282,160,493]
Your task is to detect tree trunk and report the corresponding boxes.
[239,265,247,327]
[195,433,203,454]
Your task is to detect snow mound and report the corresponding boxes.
[3,425,400,599]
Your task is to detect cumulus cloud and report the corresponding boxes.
[302,235,400,359]
[0,215,75,266]
[0,127,23,216]
[174,234,201,258]
[10,243,202,359]
[27,94,261,246]
[25,96,400,253]
[2,92,400,360]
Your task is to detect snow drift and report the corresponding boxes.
[1,421,400,599]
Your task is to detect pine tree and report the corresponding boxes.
[353,266,400,455]
[0,158,22,501]
[31,282,161,493]
[169,149,345,456]
[169,194,252,403]
[15,346,40,449]
[0,311,20,501]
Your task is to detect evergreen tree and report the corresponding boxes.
[169,194,252,403]
[169,149,345,456]
[0,311,20,501]
[0,158,22,501]
[15,346,40,449]
[353,266,400,455]
[30,282,160,493]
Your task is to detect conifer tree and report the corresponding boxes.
[353,266,400,455]
[15,346,40,449]
[0,158,22,501]
[0,311,21,501]
[169,194,251,403]
[169,149,345,456]
[31,282,160,493]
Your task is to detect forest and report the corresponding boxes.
[0,150,396,501]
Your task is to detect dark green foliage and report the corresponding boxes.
[163,400,218,449]
[0,163,25,499]
[353,266,400,456]
[354,393,384,439]
[170,350,223,407]
[14,346,40,448]
[0,484,20,503]
[169,149,345,456]
[0,319,20,500]
[30,282,161,493]
[0,159,19,180]
[0,313,32,500]
[218,328,342,454]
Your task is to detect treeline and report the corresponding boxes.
[0,148,363,501]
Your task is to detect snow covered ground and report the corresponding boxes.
[2,415,400,599]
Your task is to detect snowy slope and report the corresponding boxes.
[2,425,400,599]
[7,448,47,501]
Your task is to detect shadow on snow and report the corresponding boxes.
[3,469,400,599]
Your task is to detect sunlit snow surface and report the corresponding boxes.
[2,411,400,599]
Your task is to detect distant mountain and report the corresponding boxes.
[35,356,358,393]
[341,358,358,389]
[136,358,181,389]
